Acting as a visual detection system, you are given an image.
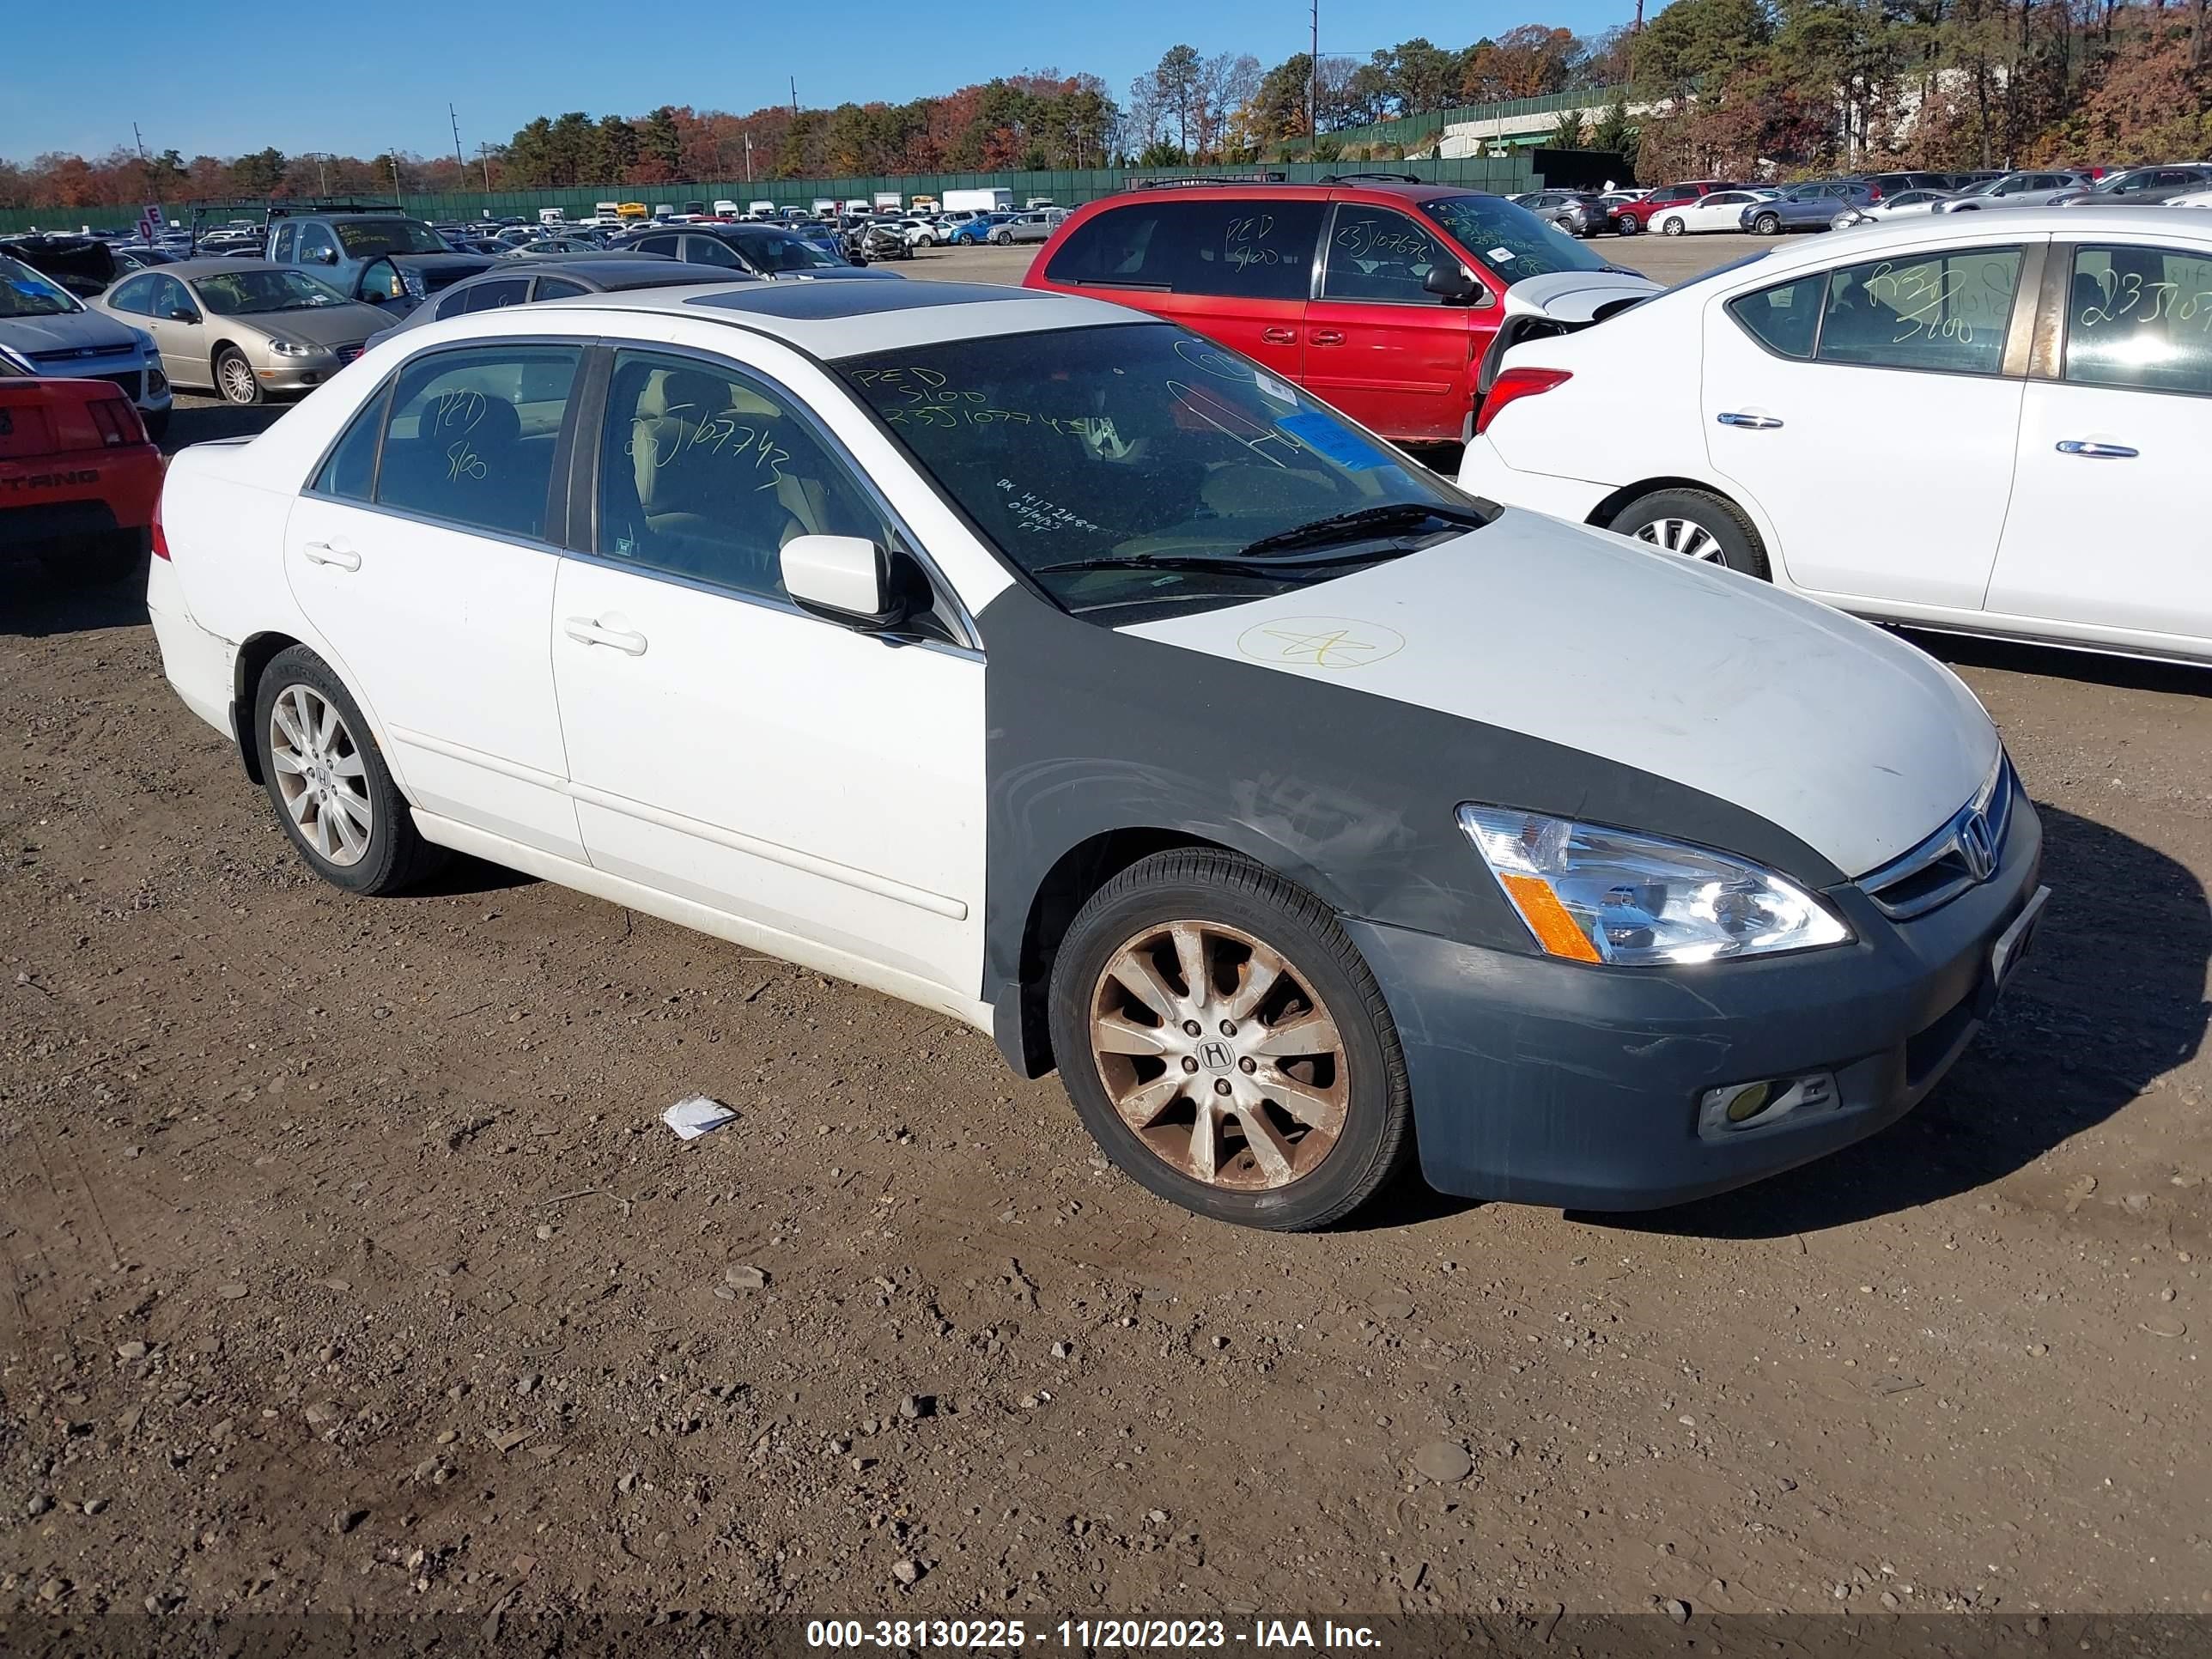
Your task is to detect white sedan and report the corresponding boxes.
[1645,188,1779,235]
[1461,206,2212,664]
[145,279,2043,1230]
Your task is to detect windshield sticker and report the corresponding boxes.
[996,477,1102,535]
[1252,370,1298,407]
[1487,246,1516,263]
[1275,411,1389,471]
[1235,616,1407,671]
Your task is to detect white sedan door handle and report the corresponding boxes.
[1716,411,1785,430]
[301,538,361,571]
[563,616,647,656]
[2055,440,2138,459]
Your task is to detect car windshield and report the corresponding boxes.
[732,231,840,270]
[331,218,451,257]
[0,256,84,316]
[840,322,1487,621]
[1421,194,1611,280]
[1956,177,2009,198]
[193,268,353,315]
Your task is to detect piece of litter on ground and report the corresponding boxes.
[662,1096,738,1140]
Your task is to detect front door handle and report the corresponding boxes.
[563,617,647,656]
[2055,440,2137,459]
[301,538,361,571]
[1716,411,1784,430]
[1311,329,1346,346]
[1261,326,1297,345]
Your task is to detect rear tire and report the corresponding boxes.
[1047,848,1414,1232]
[1608,487,1771,580]
[252,646,447,896]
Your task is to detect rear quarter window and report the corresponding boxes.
[1728,273,1823,358]
[1042,199,1321,301]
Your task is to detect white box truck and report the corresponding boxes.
[747,200,775,218]
[810,198,838,217]
[943,187,1013,214]
[873,191,902,213]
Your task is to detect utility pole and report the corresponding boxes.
[744,131,755,183]
[450,103,465,171]
[791,76,799,118]
[478,143,494,192]
[1310,0,1320,143]
[314,153,329,194]
[389,151,404,201]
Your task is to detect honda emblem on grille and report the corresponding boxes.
[1958,811,1996,882]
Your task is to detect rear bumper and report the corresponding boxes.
[1,443,163,545]
[1455,440,1612,525]
[146,553,237,740]
[1346,794,2045,1211]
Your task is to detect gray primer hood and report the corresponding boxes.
[1125,508,1997,878]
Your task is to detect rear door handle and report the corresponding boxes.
[301,538,361,571]
[2055,440,2137,459]
[1716,411,1784,430]
[1261,326,1297,344]
[563,617,647,656]
[1311,329,1346,346]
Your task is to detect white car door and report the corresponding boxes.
[550,346,986,1001]
[1984,236,2212,645]
[1688,191,1752,233]
[284,340,586,860]
[1701,235,2037,610]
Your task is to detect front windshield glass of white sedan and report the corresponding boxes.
[194,269,353,315]
[840,322,1491,620]
[0,256,82,317]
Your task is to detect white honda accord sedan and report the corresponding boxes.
[1461,207,2212,665]
[148,279,2047,1230]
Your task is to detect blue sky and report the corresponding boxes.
[5,0,1629,164]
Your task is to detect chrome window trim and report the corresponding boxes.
[1858,748,2014,921]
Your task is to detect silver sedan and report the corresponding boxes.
[94,258,398,405]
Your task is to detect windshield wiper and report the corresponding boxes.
[1030,546,1414,580]
[1235,501,1492,559]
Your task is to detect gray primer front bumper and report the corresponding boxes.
[1348,793,2044,1211]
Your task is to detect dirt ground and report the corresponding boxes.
[2,231,2208,1636]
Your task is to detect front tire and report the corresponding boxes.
[1662,216,1686,235]
[991,228,1012,244]
[1048,849,1414,1231]
[252,647,447,896]
[214,347,263,406]
[1608,487,1771,579]
[1753,211,1783,235]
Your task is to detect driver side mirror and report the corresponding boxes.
[167,307,198,324]
[1423,263,1486,306]
[313,246,339,265]
[781,534,908,630]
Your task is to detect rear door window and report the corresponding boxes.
[462,277,529,313]
[1815,246,2024,374]
[374,345,581,541]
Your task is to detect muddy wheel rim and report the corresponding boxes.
[269,684,373,866]
[1089,919,1349,1192]
[1636,516,1724,562]
[220,356,257,402]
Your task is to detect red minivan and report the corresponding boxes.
[1024,177,1655,444]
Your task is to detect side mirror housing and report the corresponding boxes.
[781,534,908,629]
[1424,263,1486,306]
[168,307,198,324]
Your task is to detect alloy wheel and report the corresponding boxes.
[1635,516,1726,562]
[268,684,374,866]
[1087,919,1348,1192]
[219,355,258,403]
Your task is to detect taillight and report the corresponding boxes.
[1475,368,1571,436]
[88,395,143,447]
[151,492,170,561]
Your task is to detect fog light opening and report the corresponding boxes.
[1698,1072,1838,1139]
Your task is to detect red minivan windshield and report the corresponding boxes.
[1420,195,1613,281]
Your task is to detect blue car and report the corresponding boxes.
[946,213,1013,246]
[1742,181,1878,234]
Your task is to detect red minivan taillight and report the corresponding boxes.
[151,491,171,561]
[1475,368,1571,436]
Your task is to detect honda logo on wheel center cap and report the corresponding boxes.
[1197,1039,1233,1073]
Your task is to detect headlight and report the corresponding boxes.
[265,337,320,356]
[401,270,427,299]
[1456,805,1852,965]
[0,343,34,375]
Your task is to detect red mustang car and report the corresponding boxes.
[1,374,162,580]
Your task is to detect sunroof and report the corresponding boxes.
[683,279,1051,319]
